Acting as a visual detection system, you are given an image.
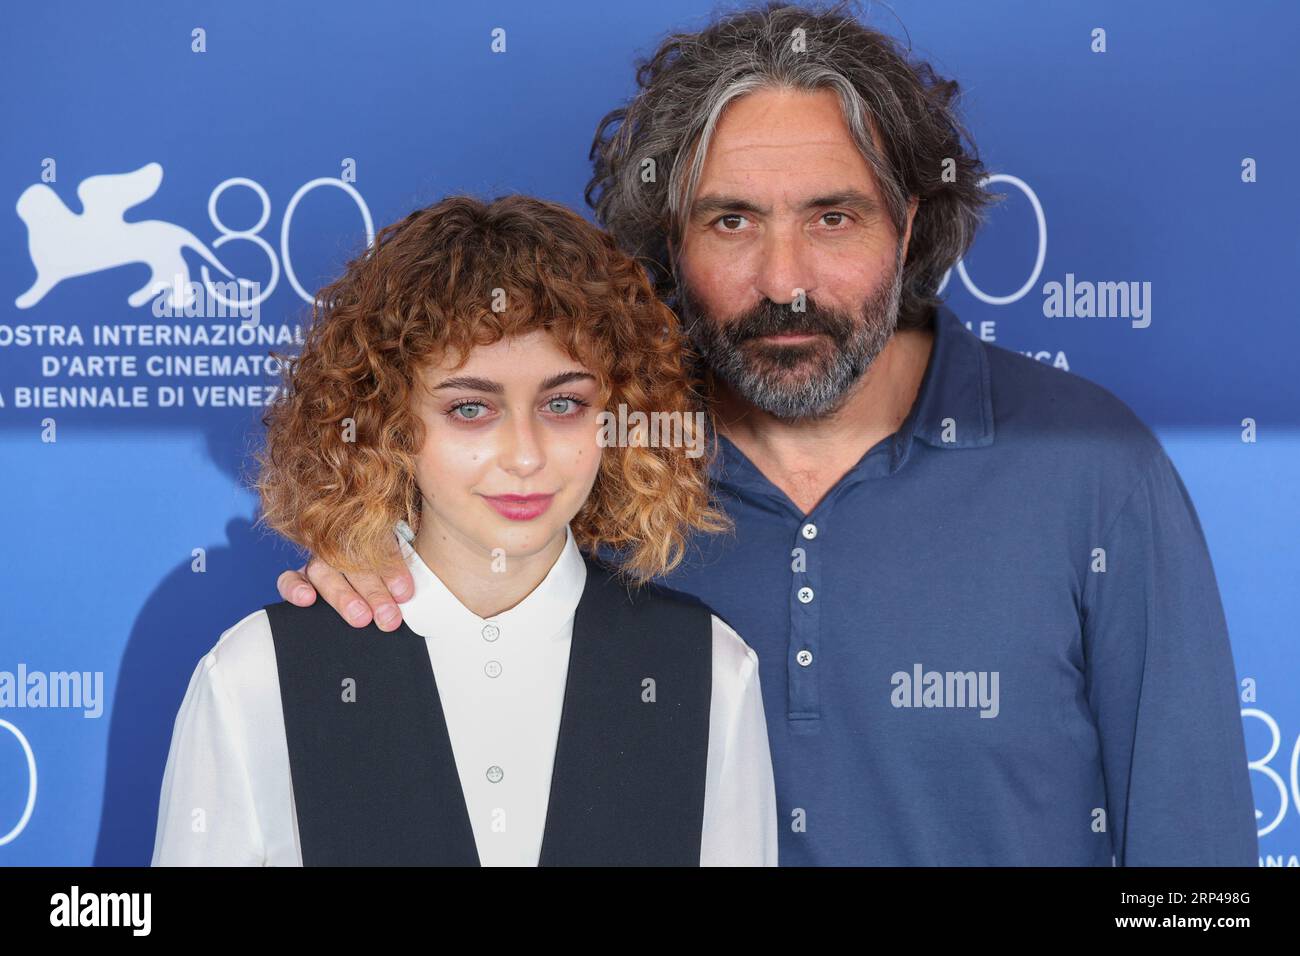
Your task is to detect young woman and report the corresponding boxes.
[151,195,777,866]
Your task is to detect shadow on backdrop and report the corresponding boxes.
[93,418,303,865]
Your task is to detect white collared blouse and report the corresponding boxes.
[151,525,778,866]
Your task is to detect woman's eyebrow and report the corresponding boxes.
[539,370,597,390]
[430,375,502,393]
[429,371,595,392]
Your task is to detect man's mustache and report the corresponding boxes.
[722,299,856,342]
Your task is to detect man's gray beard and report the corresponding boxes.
[679,248,905,422]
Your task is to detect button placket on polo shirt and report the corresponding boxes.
[788,516,823,725]
[781,435,901,730]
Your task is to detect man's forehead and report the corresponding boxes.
[711,87,864,144]
[690,155,884,214]
[707,117,862,162]
[692,88,883,206]
[690,185,884,219]
[694,135,876,178]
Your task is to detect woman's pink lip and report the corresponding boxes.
[482,493,555,521]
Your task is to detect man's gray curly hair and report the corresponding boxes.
[585,0,1000,331]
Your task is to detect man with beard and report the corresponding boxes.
[275,3,1257,865]
[679,236,905,424]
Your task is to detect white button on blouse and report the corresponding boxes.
[152,525,778,866]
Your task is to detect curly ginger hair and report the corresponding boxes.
[255,194,730,583]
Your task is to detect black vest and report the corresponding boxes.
[265,555,713,866]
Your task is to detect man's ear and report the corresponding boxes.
[664,231,684,290]
[900,196,920,261]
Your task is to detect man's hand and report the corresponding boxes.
[276,534,414,631]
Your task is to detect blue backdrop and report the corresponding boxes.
[1,0,1296,865]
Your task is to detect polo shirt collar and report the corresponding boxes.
[894,301,995,459]
[395,523,588,641]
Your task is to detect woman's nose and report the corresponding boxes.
[497,412,545,478]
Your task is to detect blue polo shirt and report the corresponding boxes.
[651,303,1258,866]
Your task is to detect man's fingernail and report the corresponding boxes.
[293,586,314,605]
[389,577,412,600]
[376,604,399,629]
[346,600,369,624]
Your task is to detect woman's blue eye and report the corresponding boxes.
[449,396,584,421]
[453,403,485,420]
[547,396,591,415]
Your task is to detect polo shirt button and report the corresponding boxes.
[797,586,814,603]
[801,522,818,540]
[796,649,813,667]
[484,660,502,678]
[486,765,504,783]
[482,623,500,642]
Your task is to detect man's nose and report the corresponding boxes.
[753,227,816,306]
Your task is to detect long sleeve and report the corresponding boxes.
[1082,448,1257,865]
[700,615,779,866]
[152,644,267,866]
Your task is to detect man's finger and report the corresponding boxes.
[305,556,374,629]
[379,532,416,603]
[347,570,404,632]
[277,566,318,606]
